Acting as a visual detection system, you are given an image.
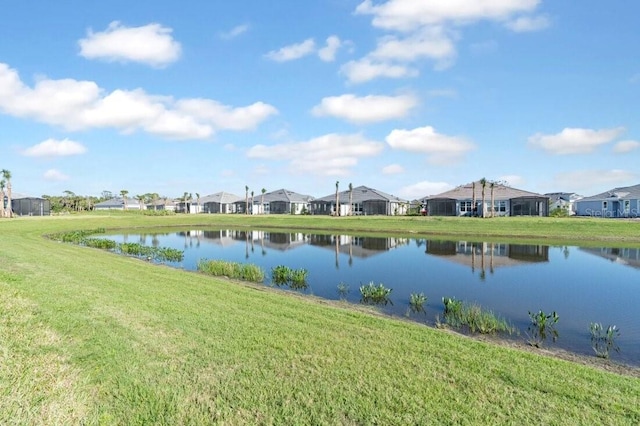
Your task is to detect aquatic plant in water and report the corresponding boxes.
[589,323,620,359]
[526,310,559,347]
[408,292,427,313]
[359,282,392,305]
[442,297,516,335]
[337,282,350,299]
[198,259,264,283]
[270,265,309,289]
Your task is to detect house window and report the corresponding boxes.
[624,200,630,213]
[493,200,507,212]
[602,201,608,211]
[459,201,473,213]
[352,203,363,214]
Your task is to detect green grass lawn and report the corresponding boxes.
[1,214,639,425]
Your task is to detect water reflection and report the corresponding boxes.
[579,247,640,270]
[101,229,640,366]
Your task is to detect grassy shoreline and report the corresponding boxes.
[1,214,639,424]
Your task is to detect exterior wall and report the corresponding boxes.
[575,199,640,218]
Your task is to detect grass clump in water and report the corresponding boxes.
[197,259,265,283]
[442,297,516,335]
[270,265,309,289]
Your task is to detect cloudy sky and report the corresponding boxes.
[2,0,638,200]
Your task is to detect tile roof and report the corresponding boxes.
[425,181,547,201]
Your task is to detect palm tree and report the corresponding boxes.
[0,178,6,218]
[151,193,159,211]
[120,189,129,210]
[250,191,254,215]
[472,181,476,217]
[261,188,266,214]
[245,185,249,215]
[490,181,495,218]
[2,169,12,218]
[195,192,200,214]
[182,192,190,213]
[348,183,353,216]
[479,178,487,218]
[135,194,146,211]
[335,180,340,216]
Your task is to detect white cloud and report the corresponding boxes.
[370,27,457,67]
[23,138,87,157]
[505,15,550,32]
[355,0,541,31]
[498,175,525,187]
[0,62,276,140]
[318,36,342,62]
[382,164,405,175]
[613,140,640,154]
[247,133,384,176]
[398,180,453,200]
[311,94,417,124]
[43,169,70,181]
[386,126,474,165]
[177,99,278,131]
[341,59,418,84]
[553,169,637,194]
[78,21,181,67]
[219,24,250,40]
[264,38,316,62]
[350,0,545,82]
[528,127,625,155]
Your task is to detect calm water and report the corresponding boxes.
[104,229,640,366]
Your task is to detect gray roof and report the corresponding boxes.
[425,181,547,201]
[201,192,243,204]
[9,192,45,200]
[314,185,408,203]
[578,183,640,202]
[259,188,314,203]
[95,197,139,208]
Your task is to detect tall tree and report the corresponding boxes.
[490,181,495,218]
[120,189,129,210]
[151,193,159,211]
[0,178,5,218]
[261,188,266,214]
[245,185,249,215]
[335,181,340,216]
[472,181,476,217]
[348,182,353,216]
[182,192,190,213]
[135,194,146,211]
[2,170,13,218]
[195,192,200,214]
[480,178,487,218]
[250,191,254,215]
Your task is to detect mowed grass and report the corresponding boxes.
[1,214,639,424]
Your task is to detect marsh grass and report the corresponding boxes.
[197,259,265,282]
[408,292,427,313]
[442,297,516,335]
[526,310,559,347]
[270,265,309,289]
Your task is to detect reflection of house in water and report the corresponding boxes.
[425,240,549,274]
[309,234,409,267]
[579,247,640,270]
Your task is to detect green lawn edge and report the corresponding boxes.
[1,214,639,425]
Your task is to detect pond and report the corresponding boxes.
[102,229,640,367]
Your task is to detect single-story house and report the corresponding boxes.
[235,189,314,215]
[202,192,242,214]
[9,193,51,216]
[146,198,177,212]
[575,184,640,218]
[545,192,583,215]
[94,197,143,210]
[311,185,408,216]
[423,181,549,217]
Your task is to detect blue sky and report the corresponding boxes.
[2,0,639,200]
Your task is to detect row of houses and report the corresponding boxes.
[10,182,640,218]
